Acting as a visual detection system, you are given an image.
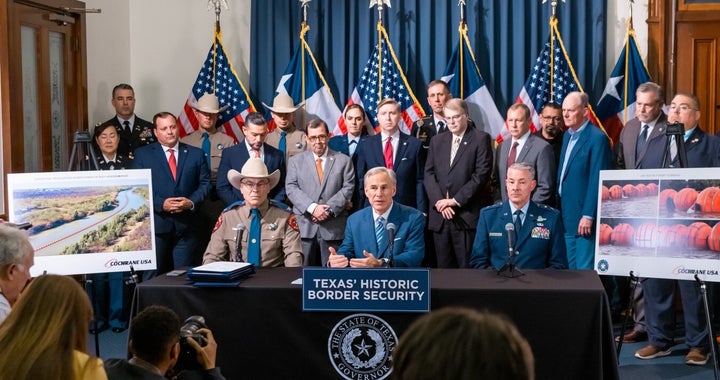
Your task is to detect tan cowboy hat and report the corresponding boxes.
[228,158,281,190]
[262,93,304,113]
[191,93,229,113]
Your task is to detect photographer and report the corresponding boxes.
[105,305,225,380]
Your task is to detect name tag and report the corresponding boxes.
[302,268,430,313]
[489,232,503,237]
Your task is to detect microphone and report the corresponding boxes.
[235,223,246,262]
[505,223,515,257]
[386,223,396,268]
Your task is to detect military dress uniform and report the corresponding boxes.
[266,126,307,164]
[469,201,568,270]
[203,200,303,267]
[98,116,155,158]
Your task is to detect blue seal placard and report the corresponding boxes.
[302,268,430,313]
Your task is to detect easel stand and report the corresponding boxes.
[616,271,639,361]
[68,131,99,171]
[695,275,719,380]
[84,277,101,357]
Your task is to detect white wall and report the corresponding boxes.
[84,0,648,126]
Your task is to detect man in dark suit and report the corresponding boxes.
[216,112,286,205]
[424,98,493,268]
[130,112,210,279]
[328,167,425,268]
[98,83,155,158]
[494,103,555,205]
[533,102,565,171]
[328,104,370,214]
[614,82,666,345]
[356,98,426,213]
[556,92,612,270]
[616,82,668,170]
[633,93,717,365]
[470,163,567,270]
[410,80,476,152]
[286,119,355,266]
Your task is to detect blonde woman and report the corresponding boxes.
[0,274,107,380]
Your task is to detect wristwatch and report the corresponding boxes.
[381,258,390,267]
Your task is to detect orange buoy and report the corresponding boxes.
[611,223,634,246]
[658,189,677,211]
[687,222,711,249]
[666,224,690,247]
[609,185,623,199]
[695,187,720,212]
[601,186,610,201]
[674,188,698,211]
[646,183,659,195]
[633,222,656,248]
[635,184,648,197]
[598,223,613,245]
[623,184,638,198]
[708,223,720,251]
[652,225,672,247]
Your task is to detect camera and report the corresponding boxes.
[176,315,208,371]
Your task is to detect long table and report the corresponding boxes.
[132,268,619,380]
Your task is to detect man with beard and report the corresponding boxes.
[533,102,565,171]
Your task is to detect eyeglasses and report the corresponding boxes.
[541,115,563,122]
[240,180,270,189]
[308,134,328,142]
[445,114,466,123]
[668,104,696,113]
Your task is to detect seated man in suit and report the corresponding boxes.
[328,104,371,214]
[216,112,286,205]
[130,112,211,278]
[328,167,425,268]
[470,163,567,270]
[104,305,225,380]
[203,158,303,267]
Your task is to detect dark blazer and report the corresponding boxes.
[328,134,368,213]
[337,203,425,267]
[356,132,427,212]
[99,116,155,158]
[616,113,668,169]
[556,123,612,231]
[424,128,493,232]
[410,115,477,150]
[130,142,211,234]
[637,126,720,169]
[469,201,567,270]
[216,142,286,205]
[494,134,556,204]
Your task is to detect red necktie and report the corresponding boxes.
[384,136,393,170]
[168,148,177,180]
[507,141,519,169]
[253,148,260,158]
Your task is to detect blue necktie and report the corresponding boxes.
[248,208,261,266]
[201,132,211,169]
[375,216,385,252]
[278,131,287,155]
[513,210,523,244]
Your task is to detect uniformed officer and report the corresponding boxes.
[469,162,567,270]
[90,123,131,170]
[264,93,308,164]
[97,83,155,158]
[203,158,303,267]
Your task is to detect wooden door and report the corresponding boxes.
[6,0,87,173]
[675,18,720,134]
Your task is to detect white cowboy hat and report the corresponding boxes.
[228,158,281,190]
[262,93,304,113]
[191,93,229,113]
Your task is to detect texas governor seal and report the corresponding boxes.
[328,313,398,380]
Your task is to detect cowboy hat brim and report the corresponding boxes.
[227,168,281,191]
[262,100,305,114]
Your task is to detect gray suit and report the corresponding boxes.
[494,134,556,204]
[615,113,667,169]
[286,149,355,266]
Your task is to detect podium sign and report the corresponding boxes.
[302,268,430,312]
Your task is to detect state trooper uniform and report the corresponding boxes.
[181,130,235,184]
[203,199,304,267]
[266,126,307,163]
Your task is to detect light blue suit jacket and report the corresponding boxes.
[337,203,425,267]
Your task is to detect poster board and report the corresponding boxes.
[7,169,156,276]
[595,168,720,282]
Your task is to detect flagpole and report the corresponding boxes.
[371,0,391,102]
[209,0,227,94]
[458,0,467,98]
[300,0,311,129]
[623,18,632,124]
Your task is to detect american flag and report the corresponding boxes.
[512,17,604,142]
[341,25,424,135]
[177,31,255,142]
[595,26,652,145]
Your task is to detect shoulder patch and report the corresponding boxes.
[287,213,299,232]
[223,200,246,213]
[269,199,292,213]
[212,215,223,233]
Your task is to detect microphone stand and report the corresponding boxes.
[386,223,396,268]
[234,224,246,262]
[497,224,524,278]
[695,275,720,379]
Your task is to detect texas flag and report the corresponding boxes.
[595,27,652,145]
[270,25,341,134]
[441,31,505,139]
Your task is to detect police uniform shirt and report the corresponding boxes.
[181,129,235,183]
[266,126,308,162]
[203,200,303,267]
